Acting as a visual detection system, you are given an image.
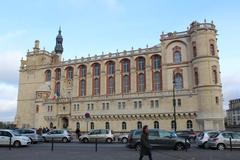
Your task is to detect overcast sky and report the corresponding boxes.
[0,0,240,121]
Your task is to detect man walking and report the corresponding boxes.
[139,125,152,160]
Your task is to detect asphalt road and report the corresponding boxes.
[0,142,240,160]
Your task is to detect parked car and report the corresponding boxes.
[118,134,128,143]
[196,131,219,148]
[42,129,72,143]
[176,130,197,142]
[128,129,190,151]
[15,128,43,143]
[79,129,114,143]
[207,131,240,150]
[0,129,31,147]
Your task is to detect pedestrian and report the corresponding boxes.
[139,125,152,160]
[42,127,46,133]
[75,127,81,139]
[46,127,50,133]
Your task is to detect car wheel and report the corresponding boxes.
[29,138,33,144]
[203,142,209,149]
[135,143,141,152]
[175,143,184,151]
[13,141,21,147]
[106,138,113,143]
[121,137,128,144]
[82,138,89,143]
[62,137,68,143]
[217,143,225,150]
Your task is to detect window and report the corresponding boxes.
[55,68,61,81]
[152,55,161,70]
[216,97,219,105]
[153,72,161,91]
[90,122,94,130]
[36,105,39,113]
[63,106,65,111]
[177,99,181,107]
[66,67,73,80]
[74,104,76,111]
[138,73,145,92]
[194,68,199,85]
[45,70,51,81]
[102,103,105,110]
[93,63,100,76]
[137,121,142,129]
[106,103,109,110]
[139,101,142,109]
[118,102,121,109]
[154,121,159,129]
[134,101,137,109]
[137,57,145,71]
[150,100,154,108]
[91,104,94,110]
[77,104,79,111]
[174,73,183,90]
[108,62,115,75]
[171,120,175,130]
[107,77,115,95]
[50,122,53,129]
[212,67,218,84]
[187,120,193,129]
[122,102,126,109]
[105,122,110,129]
[93,78,100,96]
[122,122,127,130]
[192,42,197,57]
[155,100,159,108]
[210,44,215,55]
[87,104,90,110]
[55,82,60,97]
[79,65,87,78]
[123,75,130,94]
[174,52,182,64]
[80,80,86,96]
[76,122,80,129]
[122,59,130,73]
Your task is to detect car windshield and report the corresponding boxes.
[12,130,21,136]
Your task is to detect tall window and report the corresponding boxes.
[93,63,100,76]
[76,122,80,129]
[108,62,115,75]
[108,77,114,95]
[210,44,215,55]
[79,65,87,78]
[194,68,199,85]
[90,122,94,130]
[174,73,183,90]
[187,120,193,129]
[122,122,127,130]
[153,72,161,91]
[152,55,161,70]
[55,68,61,81]
[154,121,159,129]
[137,57,145,71]
[36,105,39,113]
[107,61,115,95]
[105,122,110,129]
[55,82,60,97]
[138,73,145,92]
[122,59,130,73]
[45,70,51,81]
[171,120,175,130]
[212,66,218,84]
[192,41,197,57]
[174,51,182,64]
[80,80,86,96]
[123,75,130,94]
[137,121,142,129]
[121,59,130,94]
[93,78,100,96]
[66,67,74,80]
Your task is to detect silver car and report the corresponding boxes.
[15,128,43,143]
[118,134,128,143]
[42,129,72,143]
[207,131,240,150]
[79,129,114,143]
[196,131,219,148]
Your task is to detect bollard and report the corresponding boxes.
[230,137,232,151]
[95,138,98,152]
[9,137,12,150]
[51,138,54,151]
[185,138,188,152]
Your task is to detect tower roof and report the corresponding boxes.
[54,27,63,54]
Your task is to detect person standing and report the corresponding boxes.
[75,127,81,139]
[139,125,152,160]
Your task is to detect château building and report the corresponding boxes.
[15,21,225,131]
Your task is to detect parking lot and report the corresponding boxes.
[0,142,240,160]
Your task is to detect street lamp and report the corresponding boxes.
[173,80,177,132]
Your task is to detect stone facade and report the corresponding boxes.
[226,98,240,126]
[15,21,225,132]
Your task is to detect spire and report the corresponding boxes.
[54,26,63,54]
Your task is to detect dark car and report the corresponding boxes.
[128,129,190,151]
[176,130,197,142]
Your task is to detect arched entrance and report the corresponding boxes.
[62,117,69,129]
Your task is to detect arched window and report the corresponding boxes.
[90,122,94,130]
[187,120,193,129]
[79,65,87,78]
[80,80,86,96]
[192,41,197,57]
[194,68,199,85]
[154,121,159,129]
[107,77,114,95]
[123,75,130,94]
[210,44,215,55]
[76,122,80,129]
[36,105,39,113]
[171,120,175,130]
[212,66,218,84]
[138,73,145,92]
[93,63,100,76]
[122,122,127,130]
[66,67,74,79]
[152,55,161,70]
[174,51,182,64]
[153,72,161,91]
[50,122,53,129]
[105,122,110,129]
[137,57,145,71]
[137,121,142,129]
[107,62,115,75]
[122,59,130,73]
[174,73,183,90]
[55,82,61,97]
[93,78,100,96]
[55,68,61,81]
[45,70,51,81]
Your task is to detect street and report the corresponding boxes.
[0,142,240,160]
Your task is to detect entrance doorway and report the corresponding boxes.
[62,117,69,129]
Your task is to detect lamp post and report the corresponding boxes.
[173,80,177,132]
